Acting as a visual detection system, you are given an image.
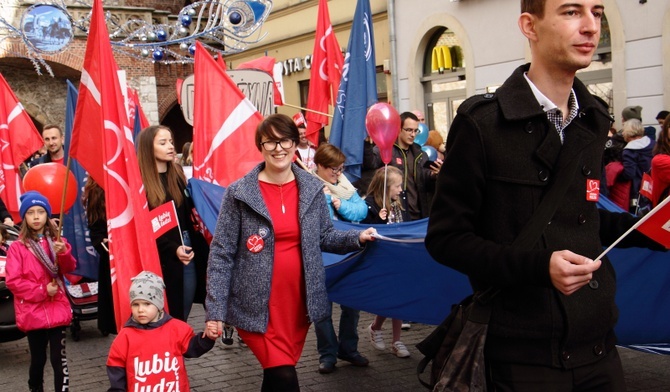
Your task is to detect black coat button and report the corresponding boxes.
[578,214,587,224]
[582,165,592,176]
[538,170,549,182]
[593,344,604,356]
[562,351,571,361]
[525,122,534,134]
[589,280,599,289]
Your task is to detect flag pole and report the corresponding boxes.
[55,157,73,241]
[283,102,333,118]
[595,195,670,261]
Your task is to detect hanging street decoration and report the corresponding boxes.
[0,0,273,76]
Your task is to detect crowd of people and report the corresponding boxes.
[4,0,670,391]
[604,106,670,214]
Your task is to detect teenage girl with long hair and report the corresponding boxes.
[136,125,208,321]
[5,191,77,392]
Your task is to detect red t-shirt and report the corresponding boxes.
[107,318,195,391]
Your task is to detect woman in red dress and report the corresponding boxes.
[204,114,377,391]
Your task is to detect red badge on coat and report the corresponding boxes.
[246,234,264,253]
[586,179,600,202]
[395,157,403,165]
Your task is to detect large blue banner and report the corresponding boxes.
[188,178,670,353]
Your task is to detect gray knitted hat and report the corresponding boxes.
[622,106,642,121]
[129,271,165,310]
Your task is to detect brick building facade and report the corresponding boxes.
[0,0,192,144]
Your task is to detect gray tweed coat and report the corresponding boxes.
[205,162,363,333]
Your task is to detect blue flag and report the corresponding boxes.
[63,80,99,280]
[132,103,143,142]
[329,0,378,181]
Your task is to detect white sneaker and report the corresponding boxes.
[392,341,410,358]
[368,324,385,350]
[401,322,411,330]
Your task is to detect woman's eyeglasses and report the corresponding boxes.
[260,138,295,151]
[330,166,345,174]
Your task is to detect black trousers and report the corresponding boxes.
[487,347,626,392]
[26,327,69,391]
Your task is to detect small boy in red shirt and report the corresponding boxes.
[106,271,216,391]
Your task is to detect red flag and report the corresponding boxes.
[69,0,162,331]
[640,173,653,200]
[193,41,263,187]
[149,201,179,240]
[305,0,344,144]
[237,56,284,106]
[0,74,44,220]
[637,195,670,248]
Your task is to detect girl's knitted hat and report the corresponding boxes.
[19,191,52,219]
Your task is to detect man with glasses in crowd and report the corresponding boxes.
[371,111,442,220]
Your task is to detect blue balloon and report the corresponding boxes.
[421,145,438,162]
[414,123,429,146]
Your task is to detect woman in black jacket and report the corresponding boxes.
[137,125,208,321]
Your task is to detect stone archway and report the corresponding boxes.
[0,57,81,128]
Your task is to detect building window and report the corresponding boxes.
[420,27,466,139]
[578,13,613,115]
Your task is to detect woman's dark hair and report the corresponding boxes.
[254,114,300,151]
[83,176,106,225]
[654,114,670,156]
[314,143,345,168]
[136,125,186,208]
[180,141,192,166]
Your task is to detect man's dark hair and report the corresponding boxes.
[521,0,546,17]
[657,110,670,121]
[41,124,63,136]
[400,111,419,127]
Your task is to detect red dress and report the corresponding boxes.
[237,179,309,368]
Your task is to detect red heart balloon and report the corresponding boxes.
[23,163,78,215]
[365,103,400,165]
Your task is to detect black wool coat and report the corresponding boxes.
[426,64,661,369]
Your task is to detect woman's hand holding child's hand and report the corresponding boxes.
[203,320,222,340]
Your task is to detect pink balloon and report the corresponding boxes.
[365,103,400,165]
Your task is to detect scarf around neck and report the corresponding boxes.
[27,236,58,278]
[314,170,357,200]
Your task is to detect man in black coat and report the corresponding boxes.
[426,0,662,390]
[371,112,441,220]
